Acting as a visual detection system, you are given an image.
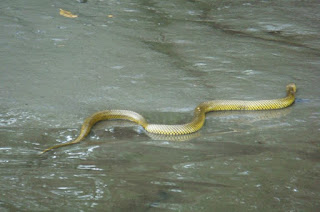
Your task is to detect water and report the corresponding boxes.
[1,0,319,211]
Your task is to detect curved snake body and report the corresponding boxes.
[42,83,296,154]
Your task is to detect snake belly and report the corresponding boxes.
[41,83,296,154]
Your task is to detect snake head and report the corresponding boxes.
[286,83,297,94]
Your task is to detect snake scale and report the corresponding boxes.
[41,83,296,154]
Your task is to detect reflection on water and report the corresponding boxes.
[1,0,319,211]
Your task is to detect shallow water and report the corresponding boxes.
[1,0,319,211]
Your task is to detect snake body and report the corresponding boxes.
[42,83,296,154]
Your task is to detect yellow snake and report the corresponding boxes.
[41,83,296,154]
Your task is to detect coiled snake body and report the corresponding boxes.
[42,83,296,154]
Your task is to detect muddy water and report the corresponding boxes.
[1,0,319,211]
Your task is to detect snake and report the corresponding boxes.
[41,83,296,154]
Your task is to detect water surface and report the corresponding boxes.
[1,0,319,211]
